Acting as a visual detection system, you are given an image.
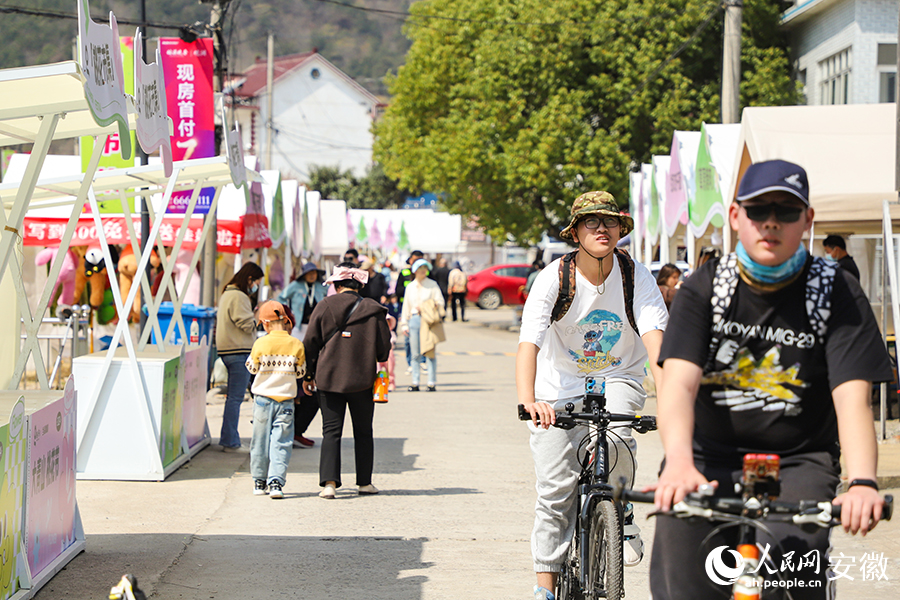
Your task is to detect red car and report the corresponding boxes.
[466,264,533,309]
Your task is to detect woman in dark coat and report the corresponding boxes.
[302,262,392,499]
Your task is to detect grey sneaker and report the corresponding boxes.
[253,479,268,496]
[268,482,284,499]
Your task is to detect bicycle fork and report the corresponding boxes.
[732,524,763,600]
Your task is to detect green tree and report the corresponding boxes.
[306,163,410,209]
[373,0,800,242]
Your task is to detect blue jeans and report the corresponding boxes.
[250,395,295,486]
[220,353,251,448]
[408,314,436,386]
[404,333,426,368]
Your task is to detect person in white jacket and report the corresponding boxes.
[399,259,445,391]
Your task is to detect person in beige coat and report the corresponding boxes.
[399,259,445,391]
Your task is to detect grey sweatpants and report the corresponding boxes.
[529,379,646,573]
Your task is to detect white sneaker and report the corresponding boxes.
[319,483,336,499]
[405,366,412,374]
[623,521,644,567]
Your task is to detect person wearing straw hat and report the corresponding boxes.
[302,262,392,499]
[517,191,668,599]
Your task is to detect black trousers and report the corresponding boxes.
[650,451,840,600]
[318,388,374,488]
[450,292,466,321]
[293,389,319,436]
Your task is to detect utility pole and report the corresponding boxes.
[139,0,152,333]
[265,33,275,170]
[201,0,229,307]
[721,0,742,124]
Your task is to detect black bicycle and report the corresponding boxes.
[615,455,894,600]
[519,377,657,599]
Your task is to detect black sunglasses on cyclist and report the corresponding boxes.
[580,216,620,230]
[740,202,805,224]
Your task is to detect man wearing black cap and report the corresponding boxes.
[649,159,891,600]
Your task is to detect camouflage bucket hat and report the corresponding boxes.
[559,191,634,241]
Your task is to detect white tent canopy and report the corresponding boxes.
[348,208,463,255]
[731,103,897,228]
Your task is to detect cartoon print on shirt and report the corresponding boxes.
[566,309,624,372]
[702,345,807,415]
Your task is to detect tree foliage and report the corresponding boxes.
[373,0,801,242]
[306,163,409,210]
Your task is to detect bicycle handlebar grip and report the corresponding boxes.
[623,489,657,505]
[829,493,892,522]
[517,404,531,421]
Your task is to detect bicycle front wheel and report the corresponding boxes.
[586,498,623,599]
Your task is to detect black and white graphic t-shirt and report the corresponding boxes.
[660,256,892,464]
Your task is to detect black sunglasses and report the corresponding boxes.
[580,216,620,230]
[740,202,805,224]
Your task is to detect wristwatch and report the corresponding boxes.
[847,478,879,491]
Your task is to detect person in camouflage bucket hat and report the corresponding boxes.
[517,189,668,596]
[558,191,634,241]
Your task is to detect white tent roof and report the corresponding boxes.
[732,104,897,225]
[0,61,135,147]
[319,200,350,256]
[347,208,463,254]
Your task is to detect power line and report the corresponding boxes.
[0,4,185,30]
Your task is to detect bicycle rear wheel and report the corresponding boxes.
[586,498,623,599]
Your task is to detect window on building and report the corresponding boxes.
[877,43,897,66]
[877,44,896,104]
[880,72,896,103]
[819,48,851,105]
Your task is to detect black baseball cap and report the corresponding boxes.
[737,159,809,206]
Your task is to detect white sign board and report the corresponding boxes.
[77,0,132,160]
[134,29,173,177]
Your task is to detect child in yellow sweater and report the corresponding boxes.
[246,301,306,498]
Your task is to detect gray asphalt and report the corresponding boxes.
[35,307,900,599]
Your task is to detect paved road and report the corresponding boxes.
[36,307,899,599]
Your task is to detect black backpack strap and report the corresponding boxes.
[551,251,578,322]
[614,248,638,333]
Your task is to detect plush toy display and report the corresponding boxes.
[118,245,161,322]
[34,247,78,311]
[73,245,119,323]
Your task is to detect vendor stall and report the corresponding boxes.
[0,377,84,600]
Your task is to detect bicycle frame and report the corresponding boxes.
[576,382,617,593]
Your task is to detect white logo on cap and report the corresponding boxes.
[784,173,803,189]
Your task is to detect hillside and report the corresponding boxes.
[0,0,412,96]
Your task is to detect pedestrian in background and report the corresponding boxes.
[302,262,392,499]
[448,261,468,322]
[823,234,860,280]
[400,258,446,392]
[216,262,264,452]
[342,248,360,266]
[246,301,306,499]
[523,259,545,300]
[397,250,425,373]
[277,262,327,449]
[655,263,681,309]
[431,257,451,311]
[360,258,389,303]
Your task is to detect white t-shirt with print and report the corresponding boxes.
[518,255,668,400]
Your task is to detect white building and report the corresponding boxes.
[783,0,898,105]
[228,51,384,179]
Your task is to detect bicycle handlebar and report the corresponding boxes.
[517,403,657,433]
[616,484,893,527]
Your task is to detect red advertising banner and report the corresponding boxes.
[159,37,215,214]
[19,216,271,253]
